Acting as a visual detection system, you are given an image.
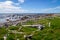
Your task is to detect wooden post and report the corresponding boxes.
[18,27,22,31]
[49,22,51,27]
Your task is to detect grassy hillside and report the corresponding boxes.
[0,17,60,40]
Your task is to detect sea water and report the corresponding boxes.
[0,18,18,23]
[0,18,6,23]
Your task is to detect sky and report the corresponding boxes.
[0,0,60,13]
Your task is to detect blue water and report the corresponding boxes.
[0,18,18,23]
[0,14,20,23]
[0,19,6,23]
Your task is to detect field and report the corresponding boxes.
[0,17,60,40]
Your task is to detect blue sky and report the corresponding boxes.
[0,0,60,13]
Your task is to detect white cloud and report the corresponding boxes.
[25,6,60,13]
[0,0,60,13]
[39,6,60,13]
[5,0,25,4]
[0,0,28,13]
[18,0,24,3]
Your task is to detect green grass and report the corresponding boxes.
[0,17,60,40]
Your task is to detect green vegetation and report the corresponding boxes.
[0,17,60,40]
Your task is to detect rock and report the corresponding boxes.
[24,35,33,40]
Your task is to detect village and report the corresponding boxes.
[0,13,55,27]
